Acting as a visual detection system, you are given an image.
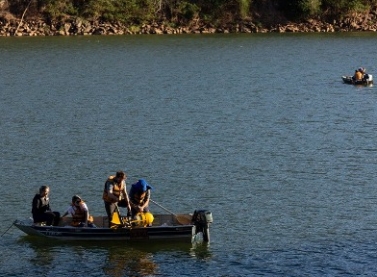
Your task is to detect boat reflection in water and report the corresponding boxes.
[17,236,210,277]
[103,245,158,277]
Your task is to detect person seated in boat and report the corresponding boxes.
[129,179,153,218]
[31,185,60,226]
[353,69,363,82]
[103,171,131,227]
[61,195,96,227]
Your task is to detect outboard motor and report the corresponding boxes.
[364,73,373,85]
[368,74,373,85]
[192,210,213,242]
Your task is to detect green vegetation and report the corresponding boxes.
[3,0,377,24]
[279,0,373,20]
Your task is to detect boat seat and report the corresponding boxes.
[58,216,107,228]
[59,217,73,226]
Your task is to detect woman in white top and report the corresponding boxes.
[61,195,96,227]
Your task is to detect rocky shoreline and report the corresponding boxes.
[1,15,377,36]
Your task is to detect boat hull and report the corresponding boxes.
[13,219,194,241]
[342,75,373,86]
[14,210,212,242]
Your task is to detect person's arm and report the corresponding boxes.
[46,200,52,212]
[61,206,73,218]
[129,201,140,210]
[81,203,90,226]
[128,188,139,210]
[83,210,89,226]
[61,212,68,217]
[140,190,151,210]
[122,186,131,211]
[32,196,40,213]
[106,183,119,202]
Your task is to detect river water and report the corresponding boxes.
[1,33,377,276]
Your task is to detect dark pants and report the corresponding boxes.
[104,199,129,227]
[33,211,60,226]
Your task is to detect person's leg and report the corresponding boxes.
[131,208,138,218]
[118,199,131,217]
[43,212,55,226]
[32,213,45,224]
[105,202,116,227]
[52,211,61,226]
[104,202,112,220]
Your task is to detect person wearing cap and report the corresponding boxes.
[129,179,153,217]
[103,171,131,227]
[31,185,60,226]
[61,195,96,227]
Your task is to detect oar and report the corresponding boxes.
[150,199,192,225]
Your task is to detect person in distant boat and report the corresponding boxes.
[360,67,370,81]
[129,179,153,217]
[103,171,131,227]
[31,185,60,226]
[61,195,96,227]
[353,69,363,82]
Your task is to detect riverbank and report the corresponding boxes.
[1,14,377,36]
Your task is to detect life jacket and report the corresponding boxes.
[32,194,50,214]
[129,180,152,206]
[71,203,86,226]
[130,183,150,206]
[355,71,363,80]
[132,191,147,205]
[102,175,124,203]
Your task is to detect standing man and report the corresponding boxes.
[103,171,131,227]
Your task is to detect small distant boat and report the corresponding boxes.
[342,74,373,86]
[13,210,213,243]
